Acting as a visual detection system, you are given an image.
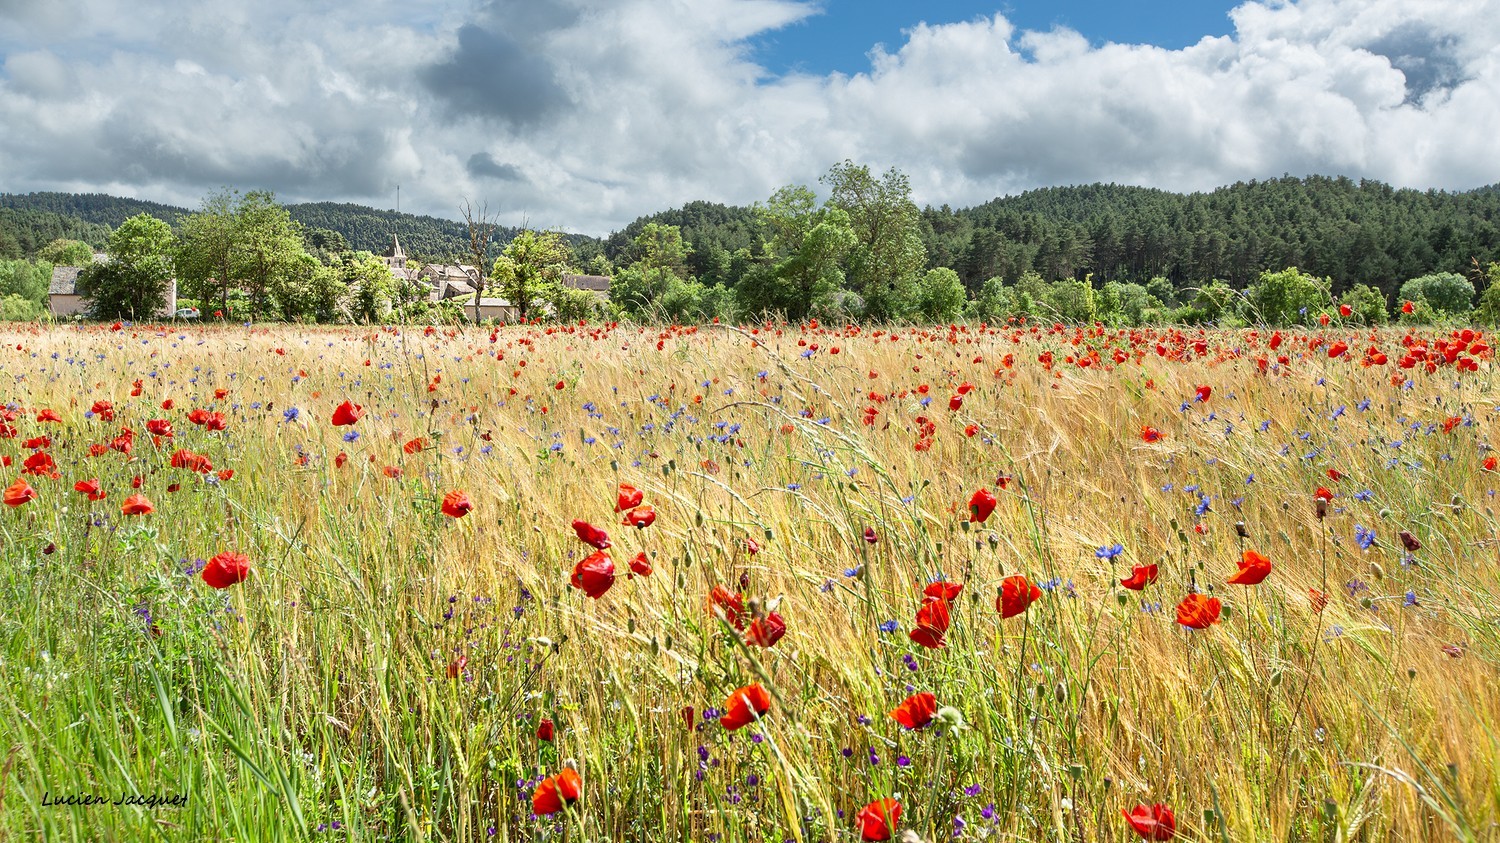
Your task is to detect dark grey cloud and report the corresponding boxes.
[1363,24,1468,103]
[419,23,569,128]
[466,152,525,181]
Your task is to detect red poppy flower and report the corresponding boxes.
[909,596,951,649]
[532,767,582,816]
[1339,303,1353,317]
[622,504,656,528]
[710,586,747,630]
[1123,803,1176,840]
[22,451,56,477]
[1176,593,1222,629]
[120,493,155,515]
[74,479,106,501]
[1399,530,1421,552]
[1309,588,1329,613]
[996,574,1041,619]
[402,437,427,455]
[1227,549,1271,585]
[856,798,902,842]
[537,718,555,742]
[571,519,612,549]
[570,550,615,599]
[1484,456,1498,472]
[1401,300,1414,314]
[145,419,173,437]
[889,692,937,729]
[1194,385,1211,403]
[744,537,761,555]
[627,551,652,578]
[90,400,115,421]
[1119,564,1158,591]
[719,683,772,730]
[36,409,62,423]
[4,478,37,507]
[1326,468,1344,482]
[1314,486,1335,502]
[331,401,364,426]
[863,526,879,544]
[217,469,233,482]
[615,483,644,512]
[446,655,467,679]
[334,452,348,468]
[968,488,997,523]
[745,612,787,648]
[1140,426,1163,443]
[923,580,963,601]
[442,490,473,518]
[948,394,964,411]
[202,551,250,588]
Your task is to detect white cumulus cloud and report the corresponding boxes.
[0,0,1495,235]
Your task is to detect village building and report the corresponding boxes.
[381,234,611,320]
[48,253,177,319]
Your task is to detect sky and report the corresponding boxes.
[1,0,1497,236]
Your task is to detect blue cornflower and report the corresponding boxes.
[878,620,899,633]
[1354,525,1376,551]
[342,430,360,442]
[283,407,300,422]
[1095,543,1124,560]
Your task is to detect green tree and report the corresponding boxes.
[234,191,312,319]
[1399,272,1474,316]
[1476,263,1500,326]
[176,189,241,314]
[1242,267,1332,325]
[0,293,43,321]
[915,267,966,322]
[36,239,95,267]
[1339,283,1389,325]
[491,229,571,321]
[78,214,176,319]
[625,223,692,279]
[822,161,926,321]
[1041,278,1096,323]
[736,185,855,319]
[0,259,51,303]
[337,251,394,323]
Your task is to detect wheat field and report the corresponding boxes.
[0,320,1496,842]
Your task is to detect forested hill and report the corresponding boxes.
[0,192,582,262]
[6,176,1500,298]
[936,176,1500,293]
[610,176,1500,298]
[279,202,518,261]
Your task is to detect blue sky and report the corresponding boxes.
[751,0,1244,76]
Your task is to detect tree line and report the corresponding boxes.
[4,169,1499,325]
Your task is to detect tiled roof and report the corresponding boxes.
[49,266,82,296]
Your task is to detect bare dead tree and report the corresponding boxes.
[460,198,498,323]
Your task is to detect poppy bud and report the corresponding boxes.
[1407,667,1417,679]
[1054,682,1068,703]
[1315,499,1329,519]
[1234,521,1249,538]
[1399,530,1421,552]
[1369,563,1384,581]
[935,706,967,732]
[1270,671,1283,687]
